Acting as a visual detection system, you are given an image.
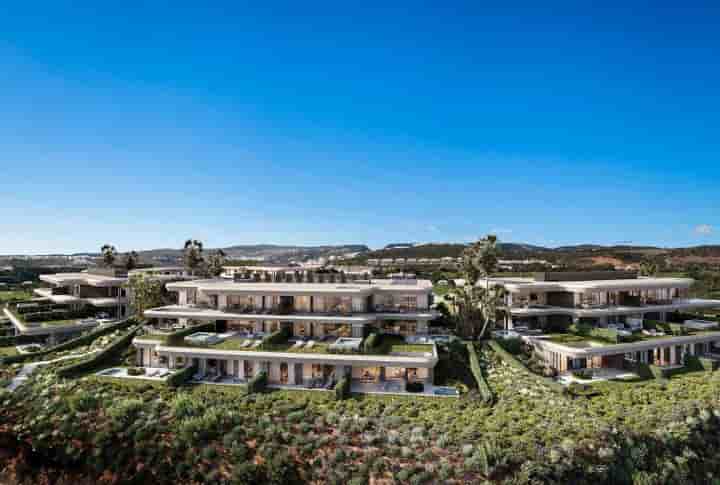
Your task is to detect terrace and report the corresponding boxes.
[135,331,434,357]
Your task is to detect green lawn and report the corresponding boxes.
[0,290,33,303]
[0,346,18,357]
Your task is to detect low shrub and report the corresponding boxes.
[262,326,291,347]
[247,371,268,394]
[487,340,566,394]
[685,355,719,372]
[362,332,380,353]
[405,381,424,393]
[166,365,197,387]
[496,337,523,355]
[335,376,351,400]
[56,326,140,378]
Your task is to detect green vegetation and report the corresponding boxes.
[0,289,33,303]
[0,346,18,357]
[56,325,141,378]
[167,364,198,387]
[466,343,493,404]
[334,376,350,400]
[247,370,267,394]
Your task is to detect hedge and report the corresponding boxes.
[56,326,141,378]
[23,308,96,323]
[685,355,719,372]
[335,376,351,401]
[166,322,217,345]
[262,327,291,347]
[0,319,136,365]
[362,332,380,353]
[466,343,494,404]
[247,371,268,394]
[166,365,198,387]
[487,340,566,394]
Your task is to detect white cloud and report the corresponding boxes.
[695,224,714,235]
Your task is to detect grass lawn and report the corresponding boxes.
[0,290,33,304]
[0,346,18,357]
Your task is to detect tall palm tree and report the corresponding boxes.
[183,239,204,276]
[101,244,117,268]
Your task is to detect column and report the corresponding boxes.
[288,362,295,385]
[218,294,227,310]
[254,321,263,333]
[335,365,345,379]
[200,359,207,373]
[670,346,676,366]
[416,320,428,334]
[254,361,263,377]
[169,355,175,369]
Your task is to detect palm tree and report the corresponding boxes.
[123,250,139,271]
[448,235,502,339]
[101,244,117,268]
[183,239,204,276]
[206,249,226,278]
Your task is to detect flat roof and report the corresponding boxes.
[489,276,693,293]
[166,278,432,295]
[40,273,126,287]
[508,298,720,317]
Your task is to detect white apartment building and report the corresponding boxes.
[133,278,444,393]
[489,271,720,373]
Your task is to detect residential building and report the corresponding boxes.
[133,277,444,394]
[490,271,720,373]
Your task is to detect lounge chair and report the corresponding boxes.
[291,341,304,349]
[241,340,252,348]
[306,340,315,349]
[251,340,262,349]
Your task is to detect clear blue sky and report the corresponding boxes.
[1,2,718,254]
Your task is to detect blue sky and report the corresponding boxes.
[1,2,718,254]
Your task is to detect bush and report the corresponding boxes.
[56,326,141,378]
[1,318,136,365]
[262,327,291,347]
[166,365,197,387]
[405,381,424,393]
[247,371,268,394]
[685,355,719,372]
[487,340,566,394]
[496,337,523,355]
[362,332,380,353]
[467,343,493,404]
[335,376,351,401]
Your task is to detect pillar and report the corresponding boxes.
[335,365,345,379]
[288,362,295,385]
[254,321,263,333]
[670,346,676,366]
[169,355,175,369]
[200,359,207,373]
[416,320,428,335]
[218,294,227,310]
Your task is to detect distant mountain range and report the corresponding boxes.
[3,242,720,269]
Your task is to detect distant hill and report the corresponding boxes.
[137,244,370,264]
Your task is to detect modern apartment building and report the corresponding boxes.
[490,271,720,373]
[133,277,446,394]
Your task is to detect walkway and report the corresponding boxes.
[5,350,99,392]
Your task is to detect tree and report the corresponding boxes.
[126,273,164,319]
[639,258,660,277]
[123,251,139,271]
[183,239,204,276]
[446,235,504,339]
[206,249,226,278]
[101,244,117,267]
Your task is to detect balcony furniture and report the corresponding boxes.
[291,341,304,349]
[240,340,252,348]
[251,340,262,349]
[306,340,316,349]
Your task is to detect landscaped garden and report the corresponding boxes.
[4,336,720,484]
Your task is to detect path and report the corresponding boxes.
[5,350,100,392]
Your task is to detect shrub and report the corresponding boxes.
[362,332,380,353]
[247,371,268,394]
[496,337,523,355]
[262,327,291,347]
[335,376,351,401]
[127,367,145,376]
[166,365,197,387]
[56,326,141,378]
[405,381,424,393]
[467,343,494,404]
[487,340,566,394]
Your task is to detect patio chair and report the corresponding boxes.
[305,340,315,349]
[291,341,304,349]
[251,340,262,349]
[241,340,252,348]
